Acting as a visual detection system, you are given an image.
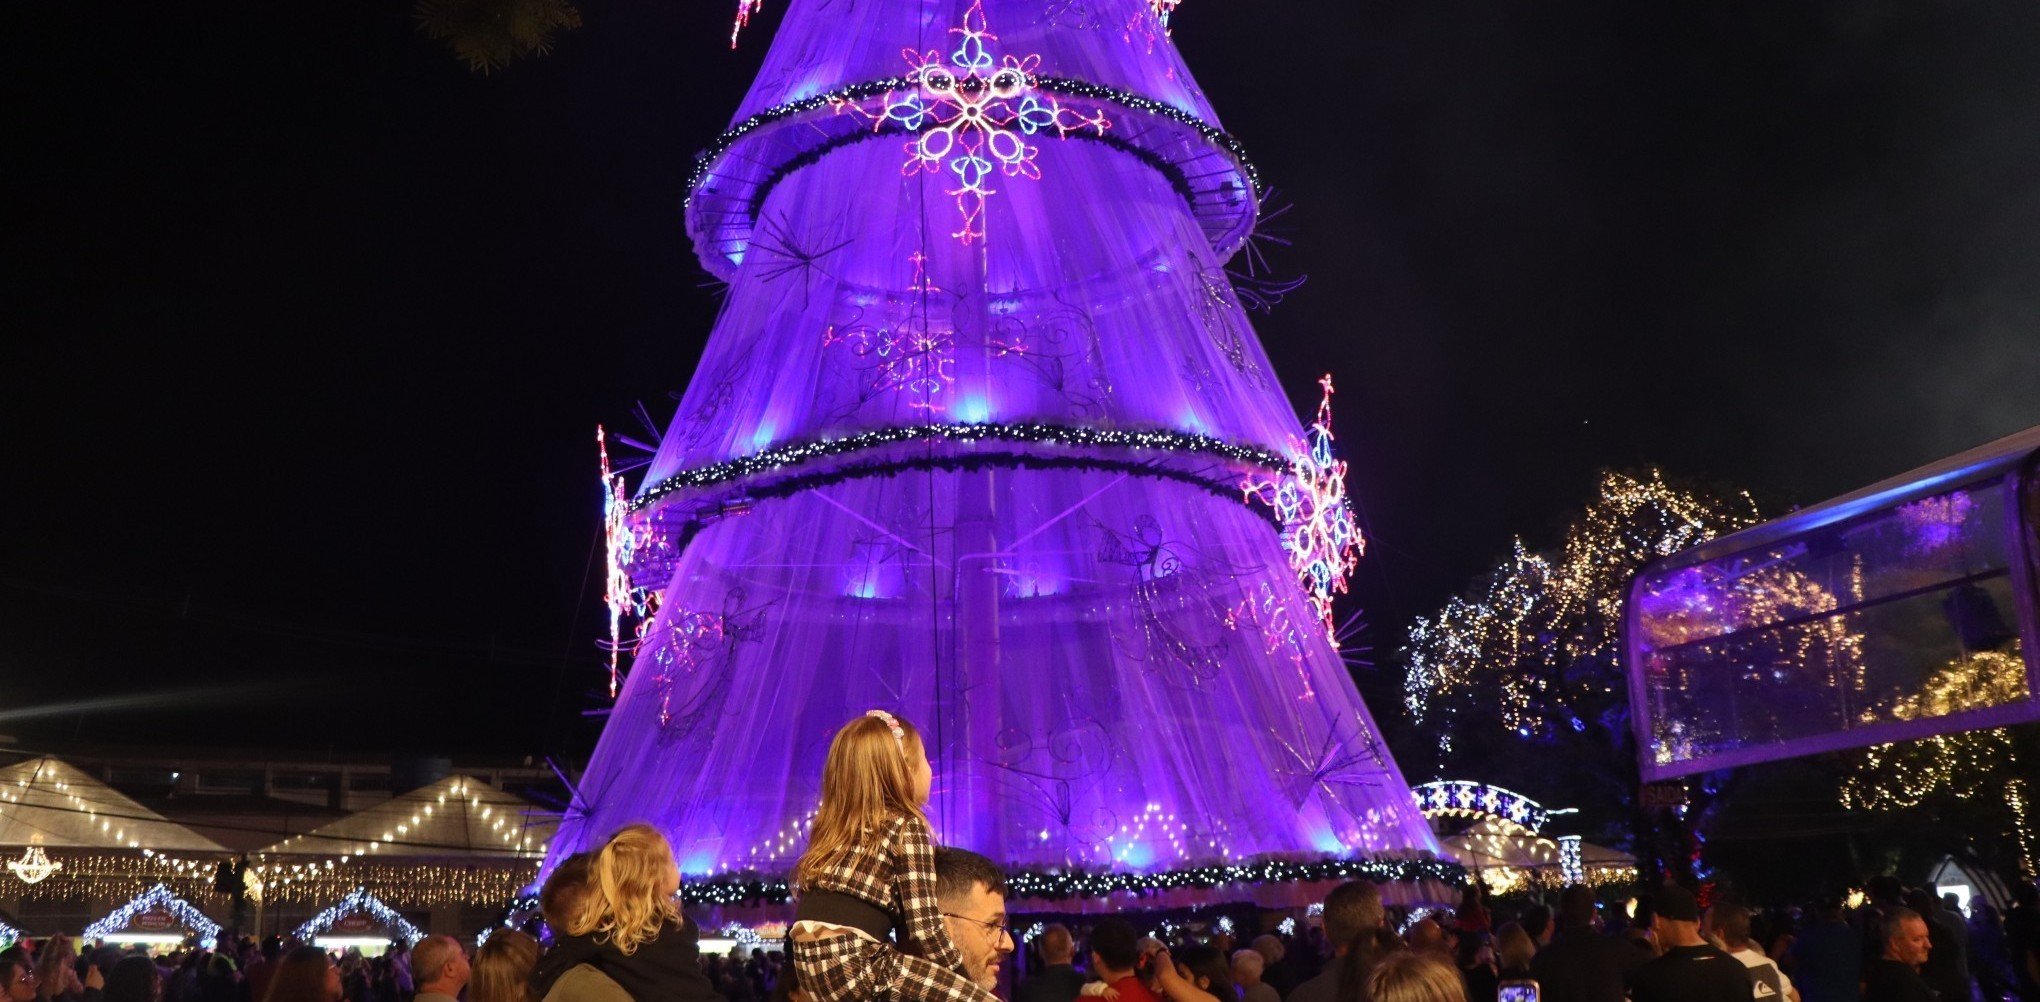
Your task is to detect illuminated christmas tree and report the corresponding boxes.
[551,0,1438,891]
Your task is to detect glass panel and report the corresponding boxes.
[1632,480,2036,774]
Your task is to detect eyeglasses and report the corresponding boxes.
[942,912,1015,944]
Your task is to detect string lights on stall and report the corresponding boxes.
[82,884,221,948]
[292,888,425,946]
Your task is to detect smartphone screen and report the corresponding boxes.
[1498,979,1541,1002]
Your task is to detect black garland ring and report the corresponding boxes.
[682,75,1262,211]
[673,856,1465,908]
[628,422,1292,513]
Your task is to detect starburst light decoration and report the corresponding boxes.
[600,426,659,697]
[1242,375,1362,647]
[731,0,764,48]
[7,843,60,885]
[839,0,1111,243]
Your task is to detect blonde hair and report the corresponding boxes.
[582,823,684,956]
[470,931,540,1002]
[792,712,929,888]
[34,934,76,1001]
[1495,923,1536,972]
[1366,951,1469,1002]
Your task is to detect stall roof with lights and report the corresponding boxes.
[258,776,556,860]
[0,758,228,853]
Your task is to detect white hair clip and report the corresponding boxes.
[865,709,906,750]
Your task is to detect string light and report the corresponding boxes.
[1405,471,1762,749]
[4,851,538,909]
[292,888,425,946]
[1558,836,1585,885]
[1840,645,2035,875]
[669,856,1463,908]
[631,422,1286,511]
[83,884,220,948]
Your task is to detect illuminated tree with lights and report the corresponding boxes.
[1841,649,2039,877]
[550,0,1439,893]
[1402,470,1763,872]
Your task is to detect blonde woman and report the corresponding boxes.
[1366,952,1470,1002]
[790,710,993,1002]
[552,824,719,1002]
[470,931,540,1002]
[34,934,85,1002]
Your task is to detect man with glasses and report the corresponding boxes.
[935,847,1015,992]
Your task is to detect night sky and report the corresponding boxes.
[7,0,2038,763]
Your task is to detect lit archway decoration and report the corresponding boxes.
[291,887,424,946]
[83,884,220,948]
[1411,781,1550,835]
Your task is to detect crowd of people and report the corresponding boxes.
[2,711,2036,1002]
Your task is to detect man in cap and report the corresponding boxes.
[1628,886,1755,1002]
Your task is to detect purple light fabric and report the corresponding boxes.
[551,0,1439,878]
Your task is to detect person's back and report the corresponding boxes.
[1789,908,1858,1002]
[1015,925,1084,1002]
[2002,885,2039,1002]
[1533,893,1645,1002]
[1087,920,1160,1002]
[1531,929,1634,1002]
[1628,887,1750,1002]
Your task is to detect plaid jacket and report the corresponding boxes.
[797,812,964,974]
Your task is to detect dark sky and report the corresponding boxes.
[6,0,2037,763]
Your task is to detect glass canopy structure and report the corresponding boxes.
[1627,426,2040,781]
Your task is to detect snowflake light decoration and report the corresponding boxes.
[1558,835,1585,884]
[83,884,221,947]
[292,887,424,946]
[599,427,659,698]
[1243,375,1362,647]
[839,0,1110,243]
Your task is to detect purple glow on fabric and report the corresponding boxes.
[552,0,1439,878]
